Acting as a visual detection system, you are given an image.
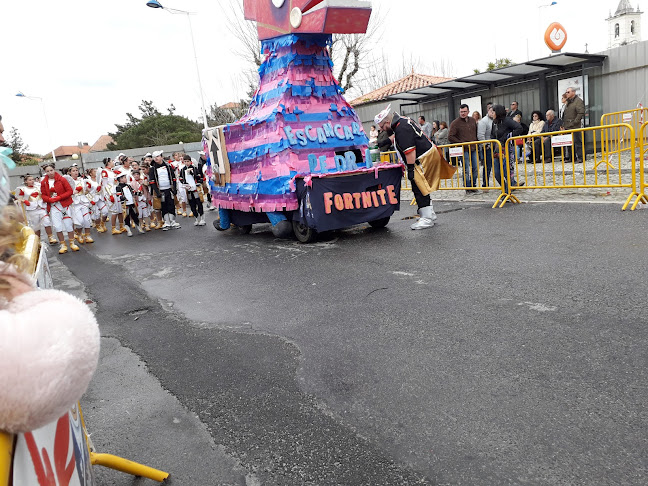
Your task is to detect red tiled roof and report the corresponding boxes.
[349,73,454,107]
[219,102,239,110]
[51,145,92,158]
[90,135,114,152]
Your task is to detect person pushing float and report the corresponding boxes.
[203,0,403,242]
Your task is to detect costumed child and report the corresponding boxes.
[87,168,108,233]
[67,165,94,244]
[40,163,79,253]
[15,174,57,244]
[172,152,189,217]
[179,155,205,226]
[98,157,126,235]
[116,173,144,236]
[132,170,152,231]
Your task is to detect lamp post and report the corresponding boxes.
[146,0,209,129]
[15,91,57,163]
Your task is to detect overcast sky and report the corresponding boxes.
[2,0,615,155]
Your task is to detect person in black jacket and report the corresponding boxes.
[491,104,524,192]
[179,155,206,226]
[148,150,180,230]
[376,128,394,153]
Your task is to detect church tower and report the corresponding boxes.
[607,1,643,48]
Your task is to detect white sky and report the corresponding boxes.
[2,0,614,155]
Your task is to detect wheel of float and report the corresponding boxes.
[292,220,317,243]
[368,217,390,228]
[237,225,252,235]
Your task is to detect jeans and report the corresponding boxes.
[566,132,583,161]
[480,146,493,187]
[459,148,478,188]
[493,148,517,193]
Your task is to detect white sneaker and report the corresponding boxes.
[198,216,206,226]
[126,227,133,237]
[171,222,181,228]
[194,218,200,226]
[411,218,434,230]
[162,226,170,231]
[208,205,216,211]
[137,225,145,234]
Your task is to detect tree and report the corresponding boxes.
[107,100,202,150]
[474,58,514,74]
[7,127,29,164]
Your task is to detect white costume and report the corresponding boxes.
[172,161,187,204]
[98,167,121,215]
[69,177,92,229]
[16,185,51,230]
[87,178,107,219]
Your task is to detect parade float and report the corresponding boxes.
[204,0,403,242]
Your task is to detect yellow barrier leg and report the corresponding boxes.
[629,193,648,211]
[623,192,639,211]
[0,431,14,486]
[90,452,170,482]
[493,193,505,208]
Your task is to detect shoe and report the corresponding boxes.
[126,226,133,237]
[84,235,94,243]
[182,212,187,217]
[199,216,206,226]
[70,241,80,251]
[176,209,182,215]
[171,221,181,229]
[112,228,121,235]
[411,206,436,230]
[119,225,127,234]
[48,235,58,245]
[188,212,194,217]
[77,234,85,244]
[131,221,136,228]
[162,225,170,231]
[137,225,145,234]
[58,242,68,254]
[194,218,200,226]
[208,205,216,211]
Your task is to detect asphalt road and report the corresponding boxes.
[52,201,648,485]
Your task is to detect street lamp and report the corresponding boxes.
[15,91,57,163]
[146,0,209,129]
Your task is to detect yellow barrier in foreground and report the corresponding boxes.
[633,122,648,210]
[601,108,647,142]
[499,123,641,209]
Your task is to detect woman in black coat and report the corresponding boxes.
[491,104,524,191]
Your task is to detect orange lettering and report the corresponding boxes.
[324,192,334,214]
[387,185,398,204]
[377,189,387,205]
[371,192,379,207]
[343,193,354,210]
[362,192,373,208]
[334,194,344,211]
[352,193,362,209]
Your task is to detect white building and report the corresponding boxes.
[607,0,643,48]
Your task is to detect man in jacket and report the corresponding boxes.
[561,87,586,162]
[375,106,437,230]
[477,105,494,186]
[507,101,522,119]
[535,110,563,163]
[449,104,479,192]
[148,150,180,230]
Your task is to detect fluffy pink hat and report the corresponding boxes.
[0,267,100,433]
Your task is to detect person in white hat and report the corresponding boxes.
[375,104,437,230]
[148,150,180,230]
[98,157,126,234]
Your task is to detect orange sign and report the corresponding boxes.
[545,22,568,52]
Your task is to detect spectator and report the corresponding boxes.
[377,126,394,153]
[419,116,433,139]
[526,111,546,162]
[448,104,479,192]
[491,104,524,191]
[559,92,568,119]
[535,109,563,163]
[435,121,449,146]
[477,107,495,187]
[472,111,481,122]
[369,125,378,146]
[432,120,440,138]
[562,86,586,163]
[513,113,528,162]
[507,101,522,119]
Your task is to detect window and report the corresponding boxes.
[631,20,635,34]
[615,23,620,37]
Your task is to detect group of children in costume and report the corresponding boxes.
[14,151,213,254]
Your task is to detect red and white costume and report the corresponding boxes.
[171,161,187,204]
[15,185,52,230]
[69,177,92,229]
[131,179,151,219]
[87,178,107,219]
[98,167,121,214]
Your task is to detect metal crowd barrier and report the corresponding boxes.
[601,107,647,144]
[631,121,648,210]
[499,123,641,209]
[379,151,412,191]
